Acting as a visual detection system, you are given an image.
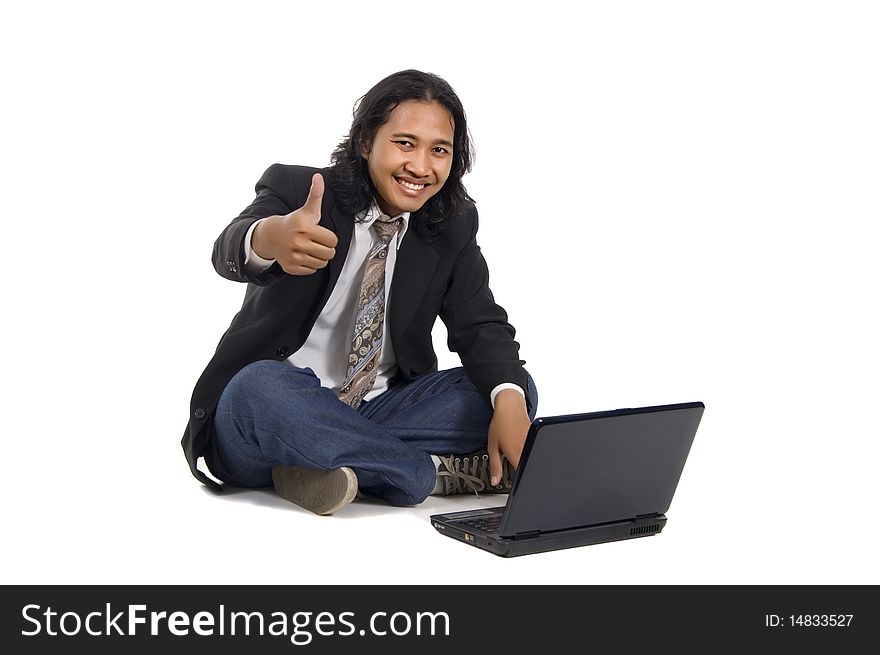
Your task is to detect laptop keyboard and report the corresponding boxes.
[457,514,503,534]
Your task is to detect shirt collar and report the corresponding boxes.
[354,201,410,248]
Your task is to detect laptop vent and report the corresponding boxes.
[630,523,661,536]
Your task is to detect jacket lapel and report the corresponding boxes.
[320,194,355,310]
[389,233,438,348]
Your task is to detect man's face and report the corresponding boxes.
[362,99,455,217]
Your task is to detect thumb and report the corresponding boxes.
[300,173,325,222]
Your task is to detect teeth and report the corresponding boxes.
[397,178,425,191]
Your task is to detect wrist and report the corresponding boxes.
[494,389,528,413]
[251,216,278,260]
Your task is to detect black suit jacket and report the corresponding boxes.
[182,164,530,489]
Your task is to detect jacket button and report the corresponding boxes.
[276,346,290,358]
[194,408,206,420]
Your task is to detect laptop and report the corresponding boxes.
[430,401,704,557]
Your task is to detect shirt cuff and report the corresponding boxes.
[244,218,276,271]
[490,383,526,409]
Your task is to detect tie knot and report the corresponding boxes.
[372,216,402,245]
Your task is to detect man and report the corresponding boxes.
[182,70,538,515]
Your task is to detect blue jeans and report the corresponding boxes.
[206,361,538,506]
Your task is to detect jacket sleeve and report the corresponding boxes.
[211,164,298,286]
[439,205,532,412]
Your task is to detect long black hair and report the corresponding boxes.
[328,70,475,243]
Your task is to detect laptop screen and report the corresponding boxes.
[499,403,704,537]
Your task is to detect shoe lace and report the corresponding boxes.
[437,453,512,496]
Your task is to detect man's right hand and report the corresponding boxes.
[251,173,339,275]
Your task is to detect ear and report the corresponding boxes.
[359,140,370,160]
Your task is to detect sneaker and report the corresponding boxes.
[435,450,515,495]
[271,465,358,515]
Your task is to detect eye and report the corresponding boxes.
[433,146,450,155]
[394,140,414,150]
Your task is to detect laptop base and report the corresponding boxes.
[431,511,668,557]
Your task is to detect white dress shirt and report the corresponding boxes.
[244,202,524,408]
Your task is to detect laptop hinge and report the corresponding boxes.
[513,530,540,540]
[634,513,660,521]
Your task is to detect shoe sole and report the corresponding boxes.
[271,466,358,516]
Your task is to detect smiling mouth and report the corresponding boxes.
[396,177,427,191]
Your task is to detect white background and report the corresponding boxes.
[2,0,877,585]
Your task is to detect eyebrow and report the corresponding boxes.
[391,132,454,149]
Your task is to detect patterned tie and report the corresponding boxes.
[337,215,403,408]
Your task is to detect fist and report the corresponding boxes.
[252,173,339,275]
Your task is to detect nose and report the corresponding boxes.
[405,148,431,178]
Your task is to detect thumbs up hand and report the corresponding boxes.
[251,173,339,275]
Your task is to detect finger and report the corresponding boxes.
[308,225,339,249]
[300,173,325,221]
[289,252,331,270]
[488,445,503,488]
[285,264,319,275]
[300,241,336,261]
